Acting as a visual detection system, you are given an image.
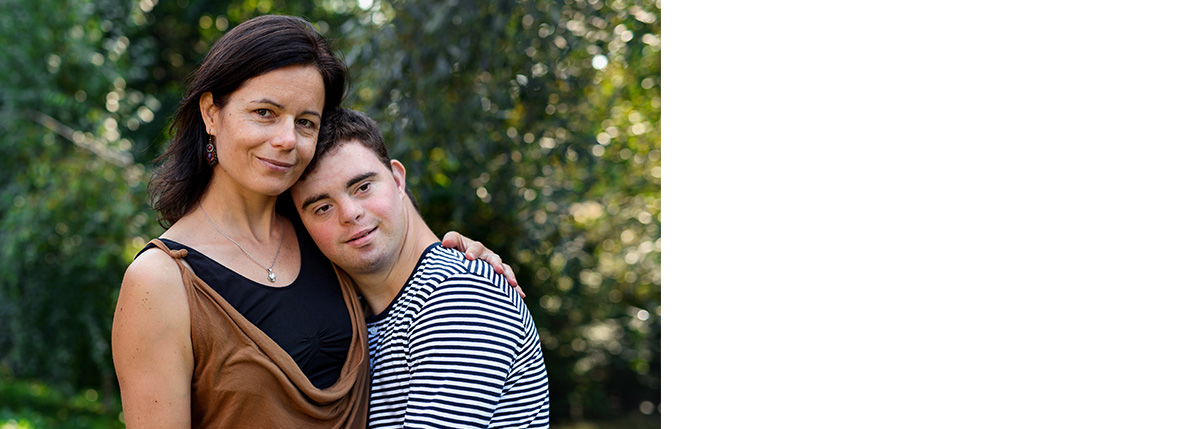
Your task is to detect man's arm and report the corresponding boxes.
[404,274,534,428]
[489,305,551,427]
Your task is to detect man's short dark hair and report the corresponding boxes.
[312,107,391,170]
[306,107,418,209]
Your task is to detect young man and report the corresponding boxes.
[289,108,550,428]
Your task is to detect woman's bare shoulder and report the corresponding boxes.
[127,219,203,288]
[124,243,185,288]
[117,241,192,326]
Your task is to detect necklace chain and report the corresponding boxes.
[199,204,283,282]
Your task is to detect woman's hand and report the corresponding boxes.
[442,231,524,298]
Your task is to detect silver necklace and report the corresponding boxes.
[199,204,283,282]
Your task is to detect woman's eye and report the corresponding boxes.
[298,118,315,128]
[255,108,273,118]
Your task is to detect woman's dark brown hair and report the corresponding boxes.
[148,15,347,227]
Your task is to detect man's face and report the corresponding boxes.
[291,141,409,274]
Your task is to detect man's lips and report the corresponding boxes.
[345,226,378,245]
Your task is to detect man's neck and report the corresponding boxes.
[351,215,440,317]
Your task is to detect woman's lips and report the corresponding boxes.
[259,157,294,172]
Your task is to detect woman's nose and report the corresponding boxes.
[271,120,298,150]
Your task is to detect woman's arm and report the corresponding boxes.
[112,250,194,428]
[441,231,524,298]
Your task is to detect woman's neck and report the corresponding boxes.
[194,171,282,243]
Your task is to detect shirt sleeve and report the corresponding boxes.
[404,273,527,428]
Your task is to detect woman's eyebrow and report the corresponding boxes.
[251,99,320,118]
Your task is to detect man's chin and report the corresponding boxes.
[337,251,389,275]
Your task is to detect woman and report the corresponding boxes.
[112,15,516,427]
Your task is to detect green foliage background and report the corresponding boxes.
[0,0,659,426]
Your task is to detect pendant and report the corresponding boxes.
[268,268,276,282]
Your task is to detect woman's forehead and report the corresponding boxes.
[231,65,325,111]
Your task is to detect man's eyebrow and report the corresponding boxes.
[300,192,330,210]
[299,172,378,210]
[251,99,321,119]
[346,172,377,189]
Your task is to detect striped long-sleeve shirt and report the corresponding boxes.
[364,243,550,428]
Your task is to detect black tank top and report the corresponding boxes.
[139,225,352,389]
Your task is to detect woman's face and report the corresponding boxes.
[200,64,325,197]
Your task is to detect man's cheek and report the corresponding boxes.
[315,228,340,254]
[301,221,330,252]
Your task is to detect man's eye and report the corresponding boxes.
[314,205,330,215]
[357,182,371,193]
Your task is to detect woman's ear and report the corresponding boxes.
[199,92,219,134]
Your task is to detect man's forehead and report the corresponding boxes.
[315,143,387,181]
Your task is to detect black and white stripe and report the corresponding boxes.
[365,243,550,428]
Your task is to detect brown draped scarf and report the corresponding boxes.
[147,239,368,428]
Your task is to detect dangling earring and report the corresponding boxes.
[205,135,218,166]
